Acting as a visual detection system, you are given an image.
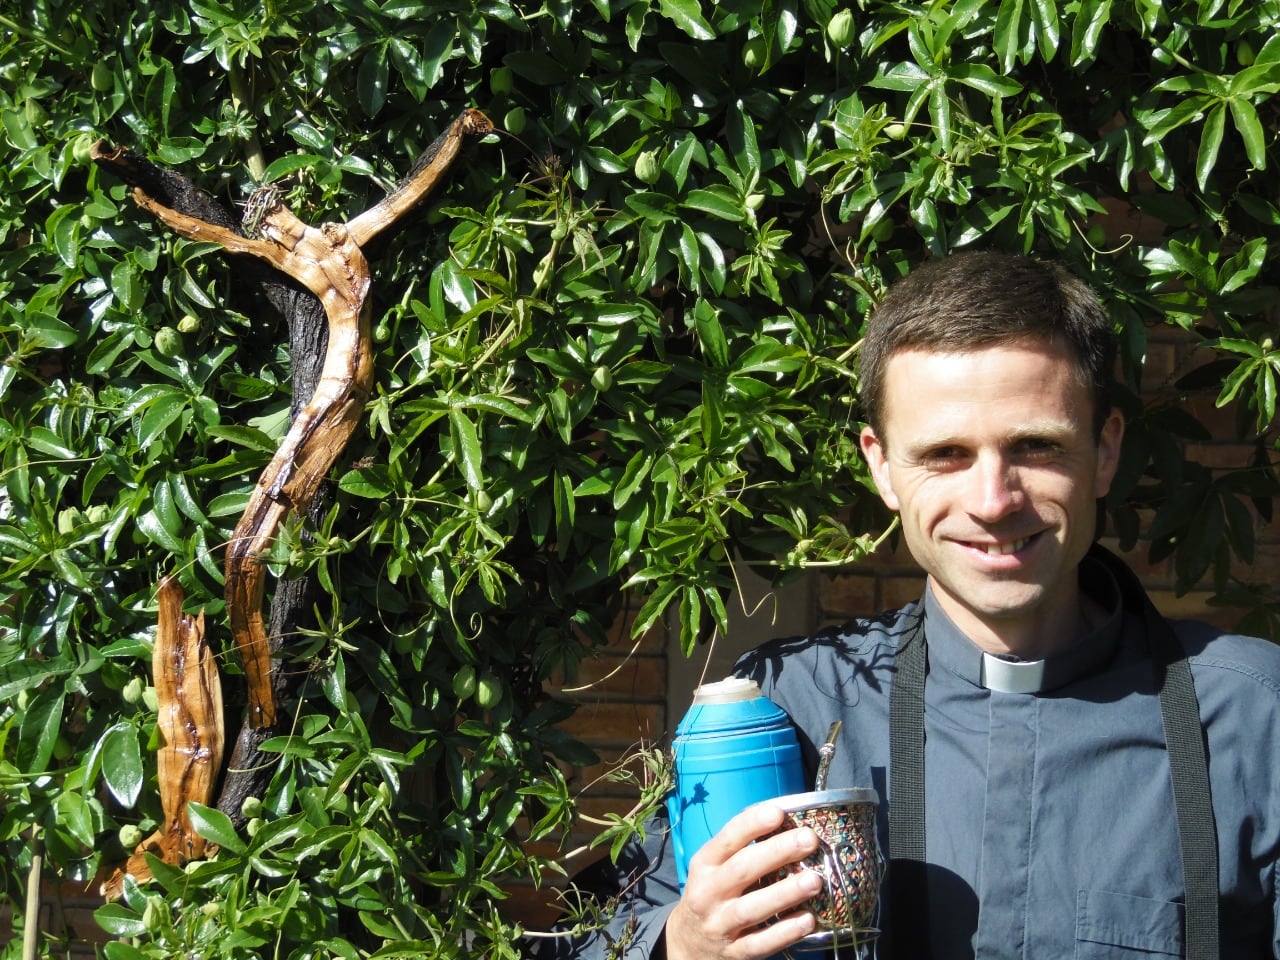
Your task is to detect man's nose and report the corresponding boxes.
[967,454,1022,521]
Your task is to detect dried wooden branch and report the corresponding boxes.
[102,576,223,898]
[91,107,492,733]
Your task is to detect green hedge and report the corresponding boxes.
[2,0,1278,955]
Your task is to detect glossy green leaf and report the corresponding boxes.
[659,0,716,40]
[693,298,728,369]
[1228,97,1266,169]
[95,903,149,938]
[17,684,64,773]
[448,406,483,490]
[682,187,744,221]
[188,801,247,854]
[1196,103,1227,190]
[0,656,74,699]
[338,464,394,499]
[358,42,390,117]
[101,723,144,808]
[726,99,761,176]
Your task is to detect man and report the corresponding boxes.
[540,251,1280,959]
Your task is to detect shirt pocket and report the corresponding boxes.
[1075,889,1184,958]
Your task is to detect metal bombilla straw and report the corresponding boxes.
[814,721,842,791]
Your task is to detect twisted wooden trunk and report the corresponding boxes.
[91,109,492,892]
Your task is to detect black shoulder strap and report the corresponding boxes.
[1110,552,1220,960]
[887,611,928,956]
[888,553,1219,959]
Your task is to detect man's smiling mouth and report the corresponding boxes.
[969,536,1031,556]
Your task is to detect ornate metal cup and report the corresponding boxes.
[767,787,884,953]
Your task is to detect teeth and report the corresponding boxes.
[982,538,1027,556]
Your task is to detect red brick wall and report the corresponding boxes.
[0,879,108,957]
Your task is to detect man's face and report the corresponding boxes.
[859,339,1124,658]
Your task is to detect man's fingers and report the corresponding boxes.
[733,865,823,924]
[683,816,821,921]
[693,802,789,867]
[730,907,820,959]
[669,866,824,960]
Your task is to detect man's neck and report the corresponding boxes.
[931,584,1103,662]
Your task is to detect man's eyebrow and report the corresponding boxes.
[1006,419,1077,442]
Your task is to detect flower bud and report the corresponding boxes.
[634,149,661,185]
[827,9,855,48]
[154,327,182,357]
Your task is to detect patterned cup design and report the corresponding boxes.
[771,794,884,933]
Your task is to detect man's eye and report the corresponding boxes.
[922,447,964,465]
[1016,438,1060,457]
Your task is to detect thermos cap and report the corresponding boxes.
[691,676,760,704]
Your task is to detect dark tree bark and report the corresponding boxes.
[91,108,492,831]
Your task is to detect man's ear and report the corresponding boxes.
[859,425,900,511]
[1093,408,1125,499]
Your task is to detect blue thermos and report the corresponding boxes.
[667,676,806,887]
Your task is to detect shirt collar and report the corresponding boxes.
[922,555,1124,694]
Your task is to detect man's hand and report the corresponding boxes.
[664,802,823,960]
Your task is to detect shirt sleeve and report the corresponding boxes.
[526,811,681,960]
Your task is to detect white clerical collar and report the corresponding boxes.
[921,558,1124,694]
[979,653,1050,694]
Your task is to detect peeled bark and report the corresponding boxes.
[92,109,492,872]
[102,576,222,898]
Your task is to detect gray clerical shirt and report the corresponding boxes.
[534,557,1280,959]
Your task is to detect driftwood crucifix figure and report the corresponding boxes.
[94,108,492,895]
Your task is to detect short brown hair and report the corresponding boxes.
[858,251,1116,439]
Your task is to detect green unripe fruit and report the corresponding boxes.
[246,817,264,837]
[885,122,907,140]
[634,149,661,185]
[489,66,514,94]
[827,9,855,48]
[118,824,143,849]
[1086,224,1107,247]
[549,222,568,242]
[71,134,94,165]
[590,366,613,391]
[474,489,493,512]
[122,676,144,704]
[374,321,391,343]
[200,902,220,918]
[742,38,767,70]
[453,665,477,699]
[745,192,765,211]
[177,313,201,334]
[91,62,113,92]
[154,327,182,357]
[142,685,159,712]
[475,672,502,709]
[503,106,526,135]
[240,796,264,819]
[1237,40,1256,67]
